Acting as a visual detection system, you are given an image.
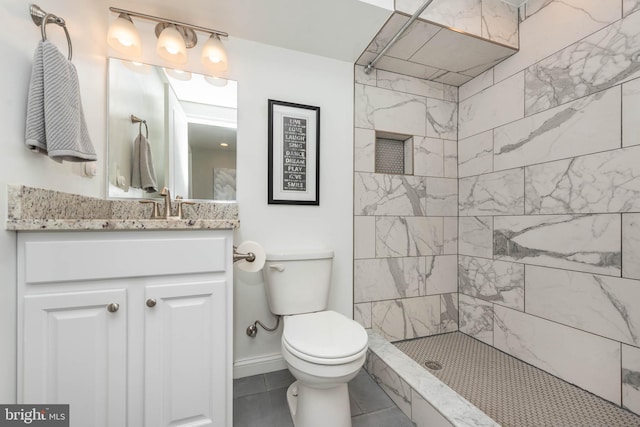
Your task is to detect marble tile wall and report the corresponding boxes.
[354,66,459,342]
[457,1,640,414]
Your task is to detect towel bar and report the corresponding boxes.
[131,114,149,138]
[29,4,72,61]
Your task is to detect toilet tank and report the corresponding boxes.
[262,250,334,315]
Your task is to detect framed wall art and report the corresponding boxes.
[268,99,320,205]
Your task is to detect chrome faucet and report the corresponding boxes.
[159,187,173,219]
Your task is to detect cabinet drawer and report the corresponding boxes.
[23,233,229,284]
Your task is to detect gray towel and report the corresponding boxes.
[131,133,158,193]
[25,40,97,162]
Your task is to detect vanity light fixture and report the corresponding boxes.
[156,24,189,64]
[108,6,229,71]
[107,13,142,57]
[201,34,227,72]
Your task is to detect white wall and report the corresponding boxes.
[0,0,354,398]
[229,38,354,377]
[0,0,107,402]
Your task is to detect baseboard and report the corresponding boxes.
[233,353,287,379]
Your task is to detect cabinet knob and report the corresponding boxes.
[146,298,157,308]
[106,303,120,313]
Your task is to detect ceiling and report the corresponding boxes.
[189,122,237,152]
[108,0,394,62]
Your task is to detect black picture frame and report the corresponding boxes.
[268,99,320,205]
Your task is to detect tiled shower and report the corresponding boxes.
[354,0,640,417]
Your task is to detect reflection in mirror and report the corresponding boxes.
[107,57,237,201]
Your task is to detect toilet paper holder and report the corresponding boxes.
[233,246,256,263]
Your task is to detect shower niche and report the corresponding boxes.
[375,131,413,175]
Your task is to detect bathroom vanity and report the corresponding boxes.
[8,186,237,427]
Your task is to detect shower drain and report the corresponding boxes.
[424,360,443,370]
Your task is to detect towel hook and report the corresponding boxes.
[131,114,148,139]
[30,4,72,61]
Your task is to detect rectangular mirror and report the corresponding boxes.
[107,57,237,201]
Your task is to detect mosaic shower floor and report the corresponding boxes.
[395,332,640,427]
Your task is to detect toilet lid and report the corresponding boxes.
[283,311,368,360]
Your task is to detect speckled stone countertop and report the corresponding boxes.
[6,185,239,231]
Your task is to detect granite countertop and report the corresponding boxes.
[6,185,239,231]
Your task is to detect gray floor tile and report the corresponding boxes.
[349,392,364,417]
[349,369,395,413]
[233,387,294,427]
[352,407,416,427]
[233,374,266,398]
[264,369,296,391]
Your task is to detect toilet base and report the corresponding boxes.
[286,380,352,427]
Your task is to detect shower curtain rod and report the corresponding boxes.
[364,0,436,74]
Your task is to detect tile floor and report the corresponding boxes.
[233,368,416,427]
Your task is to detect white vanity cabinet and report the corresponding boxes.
[17,230,233,427]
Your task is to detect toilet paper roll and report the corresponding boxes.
[235,240,266,273]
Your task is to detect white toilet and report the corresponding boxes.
[263,250,368,427]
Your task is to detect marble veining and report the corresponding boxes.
[459,216,493,258]
[459,294,494,345]
[354,257,425,303]
[458,255,524,310]
[355,84,427,136]
[426,99,458,140]
[377,70,449,100]
[525,145,640,214]
[426,178,458,216]
[354,303,373,329]
[425,255,458,295]
[459,69,494,102]
[441,293,459,333]
[367,353,413,417]
[6,185,238,231]
[494,214,621,276]
[494,87,621,171]
[458,72,524,140]
[414,137,444,177]
[496,0,621,84]
[443,217,458,255]
[372,296,441,341]
[623,214,640,280]
[526,265,640,346]
[458,131,493,178]
[376,216,444,257]
[481,0,518,48]
[623,77,640,147]
[622,344,640,414]
[355,128,375,173]
[525,9,640,115]
[355,173,426,216]
[459,168,524,216]
[625,0,640,17]
[367,331,499,427]
[444,140,458,178]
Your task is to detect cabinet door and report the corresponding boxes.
[22,289,127,427]
[144,279,228,427]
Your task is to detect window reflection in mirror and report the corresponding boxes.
[107,57,237,201]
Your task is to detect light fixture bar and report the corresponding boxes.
[108,6,228,38]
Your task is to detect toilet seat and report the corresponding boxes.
[282,310,368,365]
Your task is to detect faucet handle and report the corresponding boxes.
[175,196,196,219]
[139,200,161,219]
